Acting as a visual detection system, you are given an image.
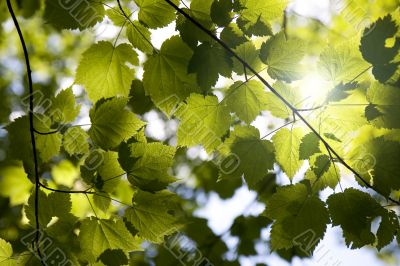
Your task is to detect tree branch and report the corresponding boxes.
[6,1,46,263]
[39,182,132,208]
[163,0,400,205]
[38,182,95,194]
[33,128,59,135]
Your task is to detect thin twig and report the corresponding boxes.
[39,182,95,194]
[348,65,372,83]
[38,182,131,208]
[33,128,59,135]
[116,0,158,53]
[261,120,295,139]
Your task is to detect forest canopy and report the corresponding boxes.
[0,0,400,265]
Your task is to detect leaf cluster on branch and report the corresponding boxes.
[1,0,400,265]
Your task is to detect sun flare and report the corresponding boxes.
[298,73,331,109]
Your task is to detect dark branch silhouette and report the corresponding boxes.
[6,0,45,263]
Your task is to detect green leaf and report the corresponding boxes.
[51,160,79,188]
[237,0,287,35]
[99,249,129,266]
[118,142,176,192]
[323,133,342,142]
[265,183,329,253]
[81,150,124,193]
[220,125,275,188]
[192,161,242,199]
[0,164,33,206]
[348,137,400,196]
[134,0,179,28]
[327,188,398,249]
[318,41,369,83]
[189,0,214,24]
[260,32,305,82]
[75,42,138,102]
[0,238,15,266]
[230,215,271,256]
[5,114,62,176]
[15,251,42,266]
[237,15,272,37]
[17,0,41,18]
[376,210,400,250]
[89,97,145,150]
[126,21,154,54]
[44,0,105,30]
[125,189,184,243]
[79,217,141,262]
[143,36,200,115]
[5,116,33,178]
[220,23,248,48]
[225,80,268,124]
[106,8,129,26]
[248,173,278,201]
[175,9,214,48]
[175,93,230,153]
[360,15,400,83]
[305,154,339,192]
[272,128,306,179]
[128,79,154,115]
[0,87,11,125]
[210,0,233,27]
[34,115,62,162]
[326,82,358,103]
[365,104,383,122]
[264,81,303,119]
[371,63,399,84]
[48,87,80,124]
[25,190,74,228]
[63,127,90,156]
[93,193,111,213]
[311,154,331,178]
[309,98,368,147]
[299,132,321,160]
[188,42,233,89]
[366,82,400,129]
[232,41,263,75]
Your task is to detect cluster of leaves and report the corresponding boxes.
[0,0,400,265]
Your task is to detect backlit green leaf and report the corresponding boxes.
[89,97,145,150]
[125,189,184,243]
[272,128,306,179]
[175,93,230,153]
[75,42,138,102]
[79,217,141,262]
[134,0,179,28]
[260,32,305,82]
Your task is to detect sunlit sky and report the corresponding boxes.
[17,0,397,265]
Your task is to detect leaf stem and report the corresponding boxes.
[261,120,295,139]
[85,194,99,218]
[116,0,158,53]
